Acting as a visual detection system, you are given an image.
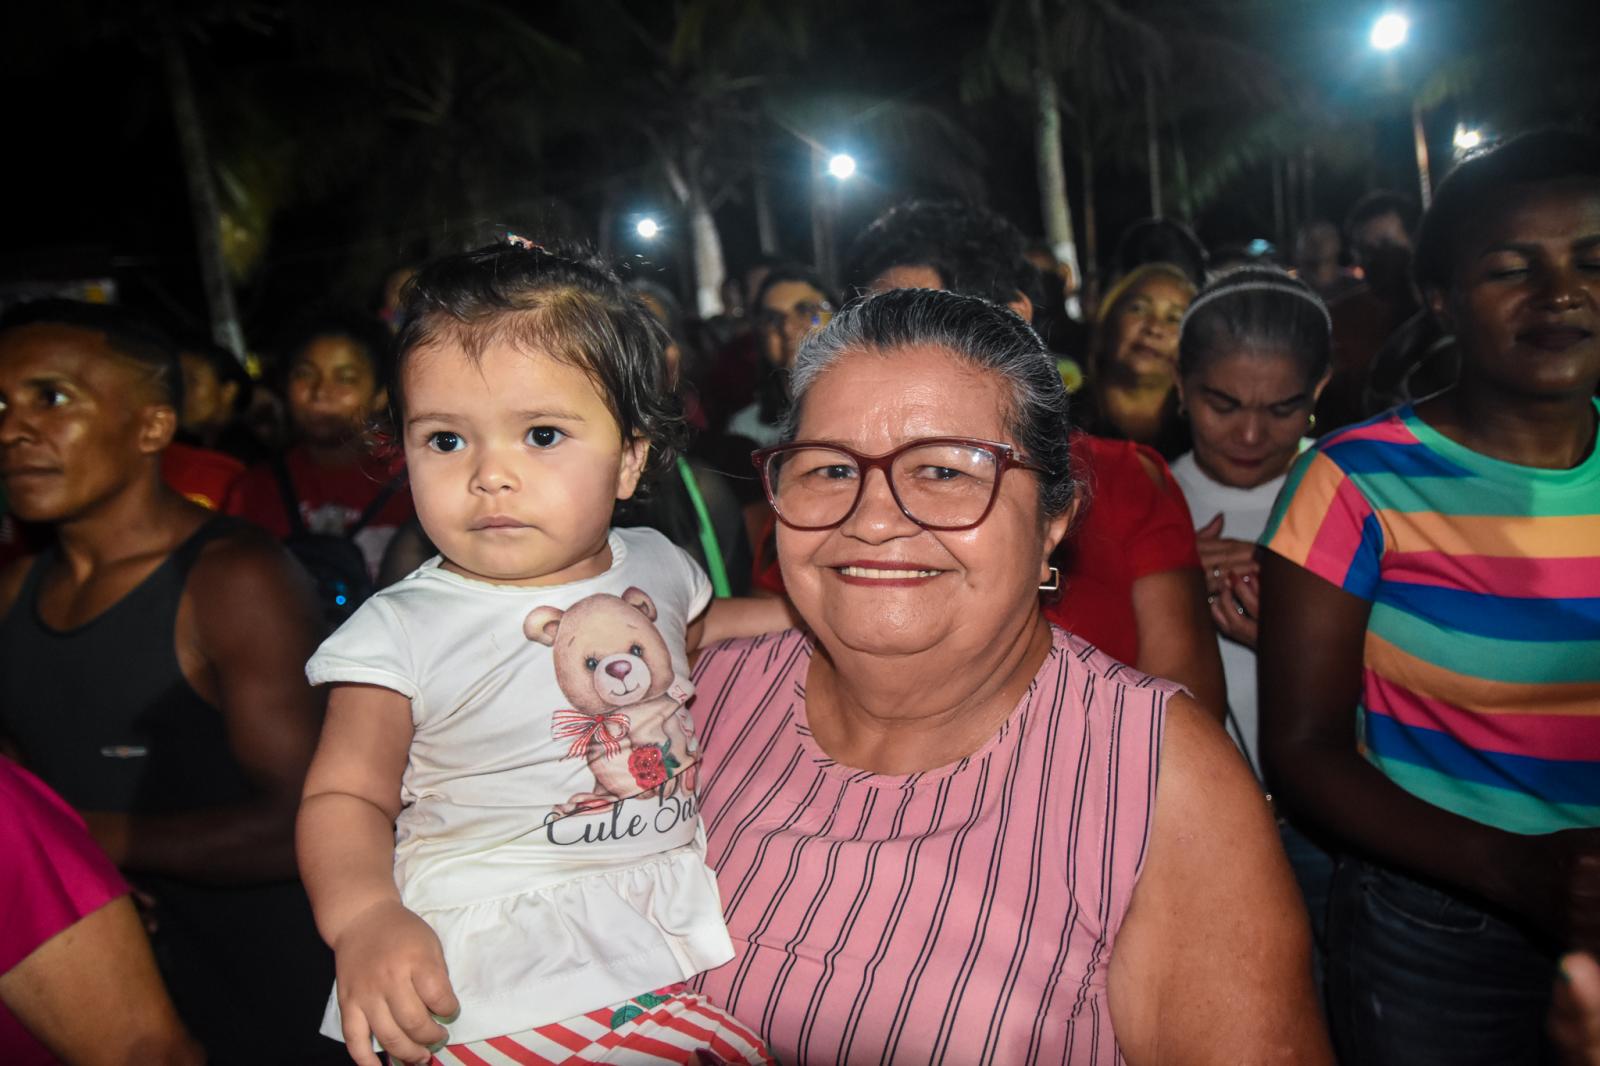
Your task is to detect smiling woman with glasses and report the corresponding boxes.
[688,286,1331,1064]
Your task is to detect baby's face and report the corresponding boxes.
[401,340,646,586]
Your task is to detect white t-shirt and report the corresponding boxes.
[1169,452,1290,779]
[305,527,729,1043]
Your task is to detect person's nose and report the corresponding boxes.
[837,466,920,542]
[0,404,34,447]
[1536,259,1587,311]
[1237,410,1266,448]
[470,445,521,495]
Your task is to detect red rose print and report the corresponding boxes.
[629,745,668,790]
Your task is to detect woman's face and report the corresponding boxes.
[1108,274,1191,378]
[776,345,1069,661]
[1179,350,1323,489]
[285,334,384,446]
[1433,178,1600,400]
[758,280,831,370]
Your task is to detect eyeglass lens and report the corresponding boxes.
[764,443,1000,529]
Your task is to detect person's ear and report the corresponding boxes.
[370,387,390,416]
[615,437,650,501]
[218,380,241,414]
[1007,291,1035,326]
[1041,489,1080,566]
[1424,286,1454,335]
[1310,369,1333,405]
[1174,377,1189,413]
[137,404,178,456]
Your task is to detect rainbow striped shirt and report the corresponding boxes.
[1261,401,1600,835]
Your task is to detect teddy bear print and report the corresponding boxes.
[524,587,698,817]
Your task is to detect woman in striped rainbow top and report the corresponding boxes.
[690,286,1331,1063]
[1258,128,1600,1065]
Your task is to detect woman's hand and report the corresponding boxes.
[1194,514,1260,596]
[332,899,459,1066]
[1208,570,1259,648]
[1491,829,1600,955]
[1553,952,1600,1065]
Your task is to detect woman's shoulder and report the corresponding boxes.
[694,629,810,684]
[1046,625,1188,703]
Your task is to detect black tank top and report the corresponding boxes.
[0,516,253,813]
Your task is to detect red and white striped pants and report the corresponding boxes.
[427,985,772,1066]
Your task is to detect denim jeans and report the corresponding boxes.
[1326,857,1557,1066]
[1279,818,1335,996]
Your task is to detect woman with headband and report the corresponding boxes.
[1166,266,1336,984]
[1258,129,1600,1064]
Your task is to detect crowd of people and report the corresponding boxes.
[1,128,1597,1065]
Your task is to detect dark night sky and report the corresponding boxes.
[4,0,1598,347]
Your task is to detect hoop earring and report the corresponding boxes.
[1038,566,1061,593]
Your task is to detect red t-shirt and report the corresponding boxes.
[751,433,1201,666]
[226,446,414,580]
[161,441,246,512]
[1043,434,1201,663]
[0,758,129,1063]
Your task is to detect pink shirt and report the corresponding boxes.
[1,758,129,1063]
[690,627,1175,1064]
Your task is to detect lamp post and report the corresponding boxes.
[811,151,856,291]
[1371,11,1432,209]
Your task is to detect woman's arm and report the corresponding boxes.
[1108,693,1333,1064]
[0,896,203,1066]
[1131,568,1228,724]
[1257,551,1600,949]
[687,595,799,655]
[298,683,457,1066]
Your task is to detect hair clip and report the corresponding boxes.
[505,233,544,251]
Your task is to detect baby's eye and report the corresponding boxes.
[526,426,564,448]
[427,431,464,453]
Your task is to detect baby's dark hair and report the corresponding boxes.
[393,242,685,477]
[1177,267,1331,383]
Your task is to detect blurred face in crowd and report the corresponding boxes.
[758,280,832,370]
[1351,210,1413,271]
[1429,177,1600,402]
[776,344,1067,663]
[1179,350,1327,489]
[1107,273,1191,379]
[0,324,174,524]
[401,339,646,586]
[178,351,240,434]
[285,334,385,448]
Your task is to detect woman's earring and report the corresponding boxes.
[1307,413,1317,432]
[1038,566,1061,593]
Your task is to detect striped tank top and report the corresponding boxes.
[689,626,1175,1065]
[1261,401,1600,833]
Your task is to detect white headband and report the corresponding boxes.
[1180,281,1332,337]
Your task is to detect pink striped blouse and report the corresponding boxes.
[689,626,1176,1065]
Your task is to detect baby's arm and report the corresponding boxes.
[688,595,799,655]
[298,683,458,1065]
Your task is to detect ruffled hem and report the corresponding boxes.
[319,847,734,1045]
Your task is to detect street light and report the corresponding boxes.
[827,153,857,180]
[1369,10,1431,208]
[1370,11,1409,51]
[1453,125,1484,153]
[635,217,660,240]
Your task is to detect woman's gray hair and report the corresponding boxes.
[781,287,1077,517]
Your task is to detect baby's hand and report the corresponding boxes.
[332,899,459,1066]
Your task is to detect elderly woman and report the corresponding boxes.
[690,288,1328,1063]
[1259,129,1600,1064]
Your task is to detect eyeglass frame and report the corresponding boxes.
[750,436,1048,532]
